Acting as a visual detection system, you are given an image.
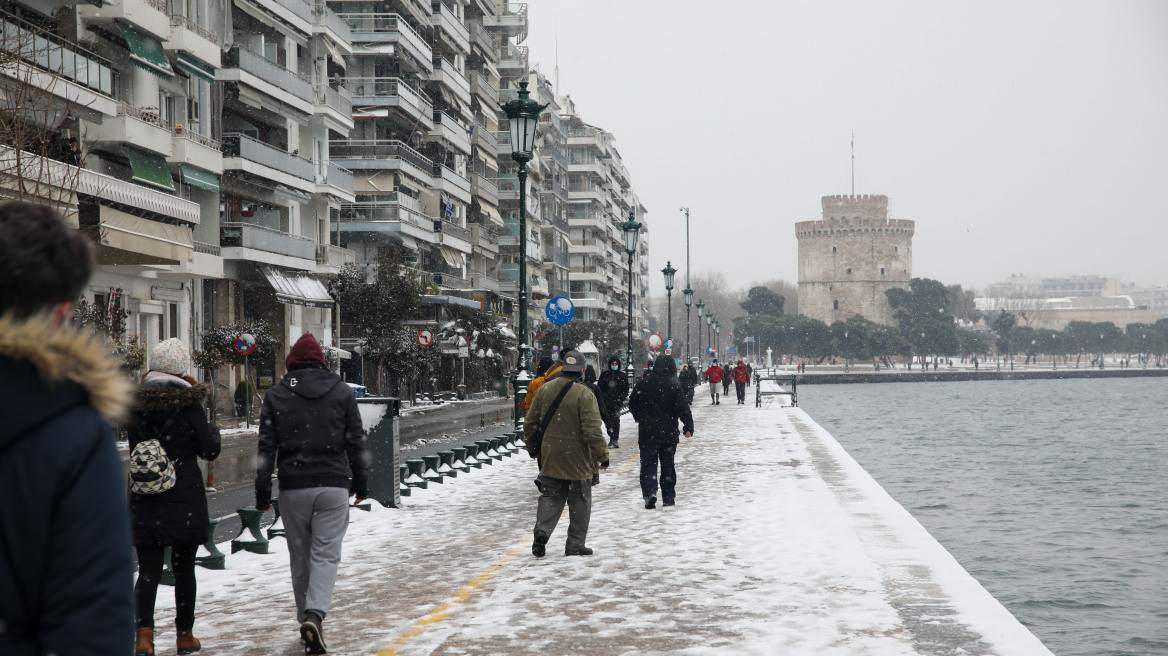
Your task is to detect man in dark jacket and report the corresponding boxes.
[256,333,369,654]
[678,361,699,404]
[629,354,695,509]
[0,201,136,656]
[596,355,629,449]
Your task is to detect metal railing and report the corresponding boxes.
[433,56,469,90]
[436,165,471,193]
[470,172,498,198]
[323,161,354,191]
[221,222,315,260]
[0,13,114,97]
[470,223,499,245]
[142,0,168,12]
[224,46,312,102]
[346,77,434,116]
[432,2,470,44]
[329,139,435,174]
[314,84,353,116]
[193,241,221,256]
[316,243,355,266]
[336,13,432,62]
[169,14,219,44]
[117,102,171,131]
[438,219,471,241]
[338,198,436,232]
[312,2,352,41]
[174,127,220,150]
[222,133,314,181]
[468,21,494,51]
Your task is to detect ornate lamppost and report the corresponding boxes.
[679,206,692,362]
[501,80,548,426]
[621,208,642,383]
[661,261,676,341]
[706,310,713,358]
[696,299,705,362]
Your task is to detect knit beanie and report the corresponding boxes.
[286,333,326,369]
[150,338,189,376]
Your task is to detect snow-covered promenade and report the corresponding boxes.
[151,390,1054,655]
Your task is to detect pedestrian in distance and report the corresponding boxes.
[596,355,629,448]
[255,333,370,655]
[678,361,699,405]
[746,362,753,385]
[525,350,609,557]
[629,354,695,508]
[0,201,136,656]
[731,359,750,404]
[721,362,732,396]
[704,359,724,404]
[581,364,609,438]
[129,338,222,656]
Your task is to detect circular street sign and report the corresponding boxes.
[707,347,716,356]
[544,296,575,326]
[664,347,672,355]
[457,335,470,347]
[647,333,664,350]
[550,345,561,356]
[234,333,256,357]
[664,338,674,349]
[417,330,434,347]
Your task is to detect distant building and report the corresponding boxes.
[984,274,1168,321]
[796,194,914,326]
[975,296,1160,331]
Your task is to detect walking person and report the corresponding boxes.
[129,339,222,656]
[255,333,369,654]
[678,361,699,405]
[582,364,609,436]
[596,356,629,448]
[629,354,695,508]
[525,351,609,557]
[721,362,732,397]
[704,359,724,404]
[0,201,136,655]
[731,359,750,405]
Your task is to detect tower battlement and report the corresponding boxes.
[794,218,915,238]
[822,194,888,219]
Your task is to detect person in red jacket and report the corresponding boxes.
[703,360,724,405]
[731,359,750,404]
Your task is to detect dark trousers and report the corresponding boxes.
[735,382,746,402]
[604,412,621,442]
[639,440,678,502]
[535,477,592,550]
[722,380,730,394]
[136,544,198,630]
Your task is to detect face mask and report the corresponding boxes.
[610,365,619,371]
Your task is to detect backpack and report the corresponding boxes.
[129,415,177,495]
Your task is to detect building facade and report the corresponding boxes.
[796,194,914,326]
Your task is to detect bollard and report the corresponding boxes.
[475,441,494,465]
[404,460,428,489]
[437,451,458,478]
[464,444,483,468]
[422,455,444,484]
[160,546,175,586]
[231,506,270,554]
[452,447,471,473]
[195,518,226,570]
[266,498,285,539]
[398,465,412,497]
[500,435,516,456]
[487,438,504,460]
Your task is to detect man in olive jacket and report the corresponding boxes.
[525,350,609,557]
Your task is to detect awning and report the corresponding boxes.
[175,52,216,83]
[260,265,334,308]
[119,22,174,79]
[323,39,346,69]
[275,184,311,203]
[180,164,219,192]
[353,107,389,119]
[354,43,395,55]
[436,245,462,268]
[124,145,175,192]
[95,205,193,265]
[397,234,418,249]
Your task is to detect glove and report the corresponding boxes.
[599,459,610,469]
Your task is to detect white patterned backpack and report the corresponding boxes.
[129,415,177,495]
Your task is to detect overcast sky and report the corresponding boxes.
[524,0,1168,297]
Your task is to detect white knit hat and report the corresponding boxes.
[150,338,189,376]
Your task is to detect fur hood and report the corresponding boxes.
[0,313,134,425]
[135,382,210,415]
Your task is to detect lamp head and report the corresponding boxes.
[620,208,642,255]
[661,261,676,291]
[683,287,694,307]
[500,80,548,163]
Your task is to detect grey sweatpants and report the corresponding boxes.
[280,487,349,622]
[534,477,592,550]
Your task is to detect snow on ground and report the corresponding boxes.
[151,387,1052,655]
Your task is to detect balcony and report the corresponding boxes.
[171,128,223,174]
[467,268,501,292]
[330,139,434,183]
[314,83,354,132]
[468,22,495,59]
[166,15,220,68]
[431,57,471,106]
[87,102,174,156]
[0,14,117,117]
[339,13,433,72]
[347,77,434,129]
[431,2,470,53]
[222,133,315,192]
[470,223,499,254]
[221,46,313,112]
[432,111,471,154]
[77,0,169,41]
[338,195,437,244]
[221,221,316,266]
[315,243,356,274]
[312,2,352,52]
[470,71,498,106]
[251,0,312,34]
[317,161,355,201]
[497,44,528,72]
[482,2,528,41]
[470,172,498,204]
[433,163,471,203]
[437,218,472,253]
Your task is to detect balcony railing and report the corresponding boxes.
[347,77,434,116]
[174,127,220,150]
[470,223,499,246]
[435,164,471,193]
[316,243,355,267]
[432,271,471,289]
[432,2,470,45]
[224,46,312,102]
[336,13,432,64]
[433,56,469,90]
[339,197,436,232]
[0,12,114,97]
[221,222,315,260]
[169,14,219,44]
[193,241,221,256]
[438,219,471,241]
[116,102,171,131]
[472,72,498,100]
[468,21,494,53]
[222,133,314,181]
[314,83,352,116]
[470,172,498,199]
[312,2,352,41]
[330,139,435,174]
[323,161,354,192]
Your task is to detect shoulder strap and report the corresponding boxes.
[535,380,575,438]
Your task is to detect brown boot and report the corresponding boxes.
[176,630,201,654]
[134,627,154,656]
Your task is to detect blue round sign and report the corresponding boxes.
[544,296,574,326]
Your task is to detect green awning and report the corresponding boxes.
[119,22,174,79]
[124,146,175,192]
[180,164,219,192]
[175,52,216,84]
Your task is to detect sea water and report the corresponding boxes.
[802,377,1168,656]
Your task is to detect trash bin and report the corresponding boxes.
[347,382,367,398]
[357,397,401,507]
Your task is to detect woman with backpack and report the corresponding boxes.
[128,338,221,656]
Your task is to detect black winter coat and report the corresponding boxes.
[128,377,221,547]
[0,315,135,656]
[596,365,629,416]
[678,366,699,389]
[256,365,369,509]
[628,356,695,444]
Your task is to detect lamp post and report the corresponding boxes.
[844,330,850,373]
[695,298,705,363]
[706,311,713,358]
[714,321,720,360]
[679,207,692,361]
[501,79,549,427]
[661,261,676,341]
[621,208,642,383]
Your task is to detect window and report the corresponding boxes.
[846,268,851,275]
[880,267,885,276]
[833,300,839,310]
[832,246,837,254]
[894,246,898,253]
[168,303,179,339]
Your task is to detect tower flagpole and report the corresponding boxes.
[851,130,855,196]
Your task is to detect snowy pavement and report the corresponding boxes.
[152,389,1053,655]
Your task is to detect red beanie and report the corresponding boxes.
[286,333,326,368]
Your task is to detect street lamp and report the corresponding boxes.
[680,206,692,362]
[621,208,642,382]
[714,321,720,359]
[844,330,849,373]
[683,286,694,362]
[696,298,705,362]
[661,261,676,341]
[706,312,714,358]
[501,79,548,426]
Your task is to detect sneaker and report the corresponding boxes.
[663,499,675,507]
[300,611,327,655]
[532,530,549,558]
[609,440,619,449]
[645,496,657,509]
[716,400,721,405]
[565,547,593,556]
